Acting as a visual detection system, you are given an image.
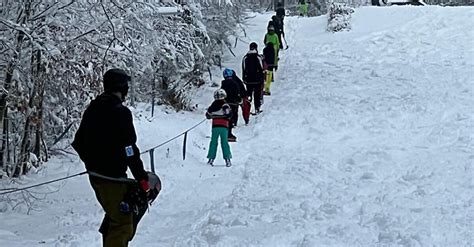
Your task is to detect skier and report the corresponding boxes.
[72,69,152,247]
[264,25,280,72]
[298,0,309,17]
[206,89,233,167]
[230,69,249,125]
[275,2,285,22]
[269,15,284,50]
[221,68,242,142]
[263,42,276,96]
[242,42,264,114]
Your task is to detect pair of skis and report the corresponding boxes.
[208,160,232,167]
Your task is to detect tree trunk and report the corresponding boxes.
[15,47,46,175]
[15,116,32,176]
[33,50,45,162]
[0,2,32,175]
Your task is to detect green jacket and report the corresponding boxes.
[264,32,280,50]
[299,3,309,15]
[264,32,280,65]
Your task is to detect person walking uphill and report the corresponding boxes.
[263,42,276,95]
[221,68,242,142]
[242,42,265,113]
[275,2,285,22]
[230,69,249,125]
[270,15,285,50]
[72,69,151,247]
[206,89,233,167]
[264,25,280,71]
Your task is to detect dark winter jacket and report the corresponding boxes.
[263,43,276,68]
[276,6,285,20]
[268,18,283,35]
[72,93,148,181]
[206,100,232,128]
[242,50,264,85]
[275,15,284,35]
[231,72,248,97]
[221,78,242,104]
[264,32,280,54]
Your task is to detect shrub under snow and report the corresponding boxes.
[327,2,355,32]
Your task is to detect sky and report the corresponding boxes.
[0,5,473,247]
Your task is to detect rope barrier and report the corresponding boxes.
[141,118,207,172]
[140,118,206,154]
[1,118,208,195]
[0,171,87,195]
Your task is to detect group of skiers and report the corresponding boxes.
[70,4,291,247]
[205,7,288,167]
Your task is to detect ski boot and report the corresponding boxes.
[225,159,232,167]
[228,134,237,142]
[207,159,214,166]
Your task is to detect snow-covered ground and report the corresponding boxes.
[1,6,473,247]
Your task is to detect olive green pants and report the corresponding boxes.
[89,176,135,247]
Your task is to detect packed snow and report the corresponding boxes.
[1,6,473,247]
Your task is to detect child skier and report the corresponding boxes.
[264,25,280,71]
[230,69,249,125]
[263,41,276,95]
[242,42,265,113]
[221,68,242,142]
[206,89,232,167]
[270,15,284,50]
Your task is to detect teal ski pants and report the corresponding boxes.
[207,127,232,159]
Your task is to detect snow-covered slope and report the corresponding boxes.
[1,6,473,247]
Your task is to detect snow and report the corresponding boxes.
[1,6,473,246]
[157,7,180,15]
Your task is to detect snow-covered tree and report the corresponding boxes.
[327,2,355,32]
[0,0,264,178]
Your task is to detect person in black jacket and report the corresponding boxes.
[72,68,150,247]
[270,15,284,50]
[242,42,264,114]
[263,42,276,95]
[221,68,241,141]
[230,69,249,125]
[276,2,285,21]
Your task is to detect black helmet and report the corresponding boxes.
[249,42,258,50]
[103,68,130,95]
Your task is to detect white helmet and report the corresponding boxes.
[214,89,227,100]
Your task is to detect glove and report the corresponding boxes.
[139,179,150,192]
[205,112,212,119]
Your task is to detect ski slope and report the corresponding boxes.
[1,6,473,247]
